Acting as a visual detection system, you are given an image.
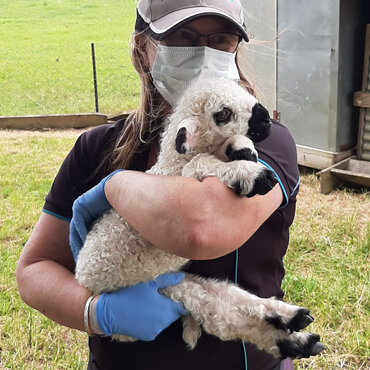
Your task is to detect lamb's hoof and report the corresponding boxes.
[287,309,315,332]
[266,308,314,332]
[246,168,278,197]
[277,334,326,359]
[226,144,257,162]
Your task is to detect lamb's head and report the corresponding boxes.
[173,78,271,156]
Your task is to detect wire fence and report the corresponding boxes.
[0,40,141,117]
[0,0,140,117]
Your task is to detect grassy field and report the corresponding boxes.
[0,131,88,369]
[0,129,369,369]
[1,2,369,367]
[0,0,139,116]
[283,175,369,369]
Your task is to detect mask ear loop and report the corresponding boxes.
[235,248,248,370]
[146,35,159,49]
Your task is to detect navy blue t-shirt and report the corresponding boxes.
[43,119,299,370]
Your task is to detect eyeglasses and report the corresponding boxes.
[162,28,242,53]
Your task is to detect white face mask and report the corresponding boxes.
[150,45,240,106]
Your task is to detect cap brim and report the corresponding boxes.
[147,7,249,42]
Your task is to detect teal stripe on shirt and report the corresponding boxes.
[42,209,71,222]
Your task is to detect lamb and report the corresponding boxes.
[75,78,325,360]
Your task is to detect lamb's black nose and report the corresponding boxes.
[247,103,271,142]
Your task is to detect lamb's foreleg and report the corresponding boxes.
[162,274,325,359]
[214,135,258,163]
[182,152,277,197]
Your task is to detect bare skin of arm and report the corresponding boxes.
[16,172,282,331]
[106,171,283,260]
[16,214,91,332]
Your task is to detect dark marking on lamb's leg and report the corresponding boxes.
[175,127,188,154]
[247,168,278,197]
[265,314,288,331]
[287,309,314,332]
[231,167,277,197]
[277,334,325,359]
[266,308,314,332]
[226,144,257,162]
[231,181,243,196]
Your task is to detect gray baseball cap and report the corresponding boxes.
[135,0,249,42]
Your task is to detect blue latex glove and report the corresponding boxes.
[69,169,124,261]
[96,273,188,341]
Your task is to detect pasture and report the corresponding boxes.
[0,129,369,369]
[0,0,139,116]
[0,0,369,369]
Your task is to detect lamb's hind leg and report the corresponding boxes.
[162,274,325,359]
[181,314,202,349]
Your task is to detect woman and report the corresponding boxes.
[16,1,299,369]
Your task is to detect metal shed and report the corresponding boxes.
[241,0,370,169]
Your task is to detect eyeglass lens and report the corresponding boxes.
[163,28,241,53]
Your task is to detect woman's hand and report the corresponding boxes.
[94,273,187,340]
[70,170,123,260]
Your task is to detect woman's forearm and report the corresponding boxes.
[17,259,91,331]
[106,171,199,255]
[16,214,91,332]
[105,171,283,259]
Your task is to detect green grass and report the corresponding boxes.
[0,133,88,369]
[0,132,369,369]
[0,0,140,116]
[283,175,370,369]
[2,2,368,368]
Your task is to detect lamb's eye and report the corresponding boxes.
[213,107,233,126]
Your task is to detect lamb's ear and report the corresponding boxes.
[175,118,199,154]
[247,103,271,142]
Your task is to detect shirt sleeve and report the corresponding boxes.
[254,121,300,208]
[43,122,123,221]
